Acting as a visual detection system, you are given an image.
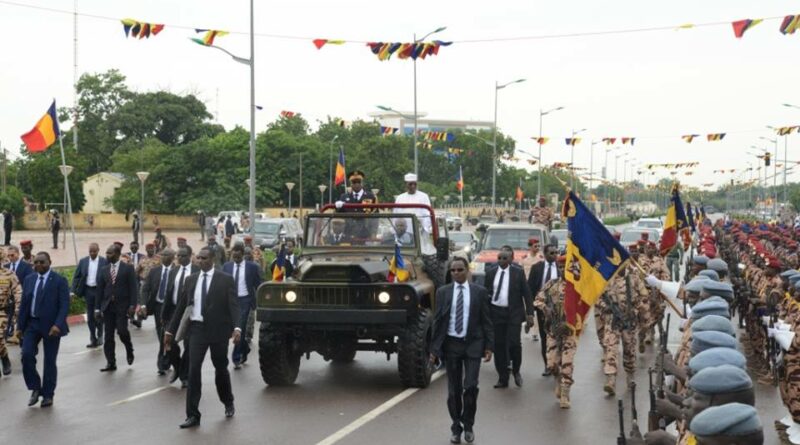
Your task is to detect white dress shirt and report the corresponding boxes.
[447,282,471,338]
[86,257,99,286]
[173,265,191,304]
[492,265,511,307]
[541,261,557,288]
[191,271,214,322]
[233,261,248,297]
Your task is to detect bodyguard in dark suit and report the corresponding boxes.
[222,245,262,368]
[162,246,199,386]
[165,247,240,429]
[17,252,69,407]
[95,244,138,371]
[431,257,494,444]
[71,243,108,347]
[140,248,175,375]
[484,249,534,388]
[527,244,561,376]
[5,245,34,341]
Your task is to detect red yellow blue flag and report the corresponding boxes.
[272,244,286,282]
[21,100,60,153]
[456,166,464,192]
[387,244,409,282]
[562,191,630,333]
[334,149,346,186]
[659,184,691,255]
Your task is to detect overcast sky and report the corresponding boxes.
[2,0,799,189]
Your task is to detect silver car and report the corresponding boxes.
[233,218,303,248]
[450,231,478,261]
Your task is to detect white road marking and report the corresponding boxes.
[107,385,172,406]
[315,369,445,445]
[70,349,96,356]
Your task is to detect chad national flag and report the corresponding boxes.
[334,149,346,186]
[272,244,287,282]
[387,243,409,282]
[456,166,464,191]
[562,191,630,333]
[21,100,60,152]
[659,184,691,255]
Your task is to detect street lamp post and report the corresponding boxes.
[318,185,327,210]
[136,171,150,245]
[493,78,525,211]
[761,136,778,216]
[412,26,447,177]
[536,107,563,201]
[286,182,295,214]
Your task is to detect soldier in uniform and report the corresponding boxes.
[335,170,378,241]
[601,262,646,395]
[640,240,669,350]
[20,240,33,264]
[531,197,554,230]
[533,255,577,409]
[0,249,22,376]
[153,227,169,253]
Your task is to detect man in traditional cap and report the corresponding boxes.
[394,173,433,233]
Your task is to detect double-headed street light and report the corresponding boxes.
[318,184,327,209]
[136,171,150,246]
[537,106,565,200]
[492,78,526,211]
[286,182,296,214]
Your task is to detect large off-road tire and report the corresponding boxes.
[422,255,448,291]
[259,326,301,386]
[397,309,434,388]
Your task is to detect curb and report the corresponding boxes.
[67,314,86,326]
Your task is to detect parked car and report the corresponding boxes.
[550,229,567,255]
[233,218,304,248]
[620,227,660,246]
[450,231,478,261]
[635,217,664,236]
[470,223,550,285]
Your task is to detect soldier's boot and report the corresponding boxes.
[645,328,654,345]
[6,334,18,345]
[638,340,645,354]
[626,372,635,388]
[1,355,10,375]
[559,383,571,409]
[554,381,561,400]
[603,374,615,396]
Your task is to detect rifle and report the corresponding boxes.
[656,313,671,400]
[770,312,780,386]
[618,399,627,445]
[630,382,643,439]
[647,368,660,431]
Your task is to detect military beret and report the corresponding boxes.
[697,270,720,281]
[689,364,752,394]
[794,280,800,291]
[780,269,799,278]
[154,226,162,231]
[701,281,734,302]
[689,348,747,374]
[692,315,736,337]
[692,296,731,320]
[689,403,762,437]
[113,241,124,248]
[693,255,709,265]
[691,330,738,354]
[20,240,32,246]
[177,237,186,242]
[145,243,155,248]
[707,258,728,272]
[685,278,709,294]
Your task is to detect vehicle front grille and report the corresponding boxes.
[304,287,353,305]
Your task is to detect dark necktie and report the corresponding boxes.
[235,263,241,293]
[493,270,505,302]
[176,267,186,304]
[544,263,551,283]
[157,267,169,302]
[201,273,209,311]
[11,262,15,273]
[455,285,464,334]
[33,275,44,317]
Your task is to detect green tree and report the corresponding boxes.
[0,187,27,229]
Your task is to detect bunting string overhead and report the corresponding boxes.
[121,18,164,39]
[365,40,452,61]
[312,38,345,49]
[732,19,763,38]
[706,133,726,141]
[565,137,582,146]
[532,137,550,145]
[645,162,700,169]
[776,126,799,135]
[191,29,228,46]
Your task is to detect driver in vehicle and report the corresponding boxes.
[324,219,351,245]
[382,219,414,246]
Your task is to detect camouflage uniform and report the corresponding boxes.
[0,268,22,359]
[531,206,554,230]
[534,278,577,408]
[639,254,669,347]
[602,271,645,378]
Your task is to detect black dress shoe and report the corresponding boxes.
[100,364,117,372]
[181,380,188,389]
[493,380,508,389]
[2,355,11,375]
[86,341,97,348]
[450,433,461,444]
[225,404,235,418]
[96,337,104,346]
[179,417,200,429]
[41,397,53,407]
[513,372,523,387]
[542,369,553,377]
[464,430,475,443]
[169,370,180,384]
[233,361,241,370]
[240,354,248,365]
[28,390,40,407]
[130,320,142,329]
[126,349,135,365]
[158,370,166,376]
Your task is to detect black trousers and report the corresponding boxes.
[51,229,58,248]
[186,322,233,419]
[103,303,133,365]
[84,287,103,342]
[4,227,10,245]
[535,307,548,367]
[491,305,522,380]
[163,317,190,381]
[152,302,165,371]
[444,336,481,434]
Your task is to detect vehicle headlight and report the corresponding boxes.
[378,292,391,304]
[285,291,297,303]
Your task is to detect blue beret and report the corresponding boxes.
[698,270,720,281]
[693,255,710,266]
[689,348,747,374]
[691,297,730,320]
[691,330,738,354]
[781,269,799,278]
[701,281,734,302]
[688,364,752,394]
[789,274,800,285]
[692,315,736,337]
[794,281,800,291]
[685,278,709,294]
[707,258,728,272]
[690,403,762,437]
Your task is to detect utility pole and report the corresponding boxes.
[299,152,303,222]
[1,144,6,194]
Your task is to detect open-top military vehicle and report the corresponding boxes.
[256,203,450,388]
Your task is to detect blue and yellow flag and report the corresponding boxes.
[272,244,286,282]
[562,191,630,333]
[387,244,409,282]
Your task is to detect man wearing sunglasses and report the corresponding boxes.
[431,257,494,444]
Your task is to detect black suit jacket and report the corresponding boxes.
[96,261,138,311]
[431,283,494,359]
[161,264,199,323]
[167,269,239,342]
[71,256,109,296]
[141,264,171,313]
[485,265,534,323]
[528,261,562,302]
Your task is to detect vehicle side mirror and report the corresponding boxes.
[436,237,449,261]
[279,230,287,237]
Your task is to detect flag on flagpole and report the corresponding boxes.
[334,149,346,186]
[562,191,630,333]
[21,100,60,153]
[387,244,409,282]
[686,201,696,233]
[659,184,691,255]
[272,244,287,282]
[515,186,524,202]
[456,166,464,191]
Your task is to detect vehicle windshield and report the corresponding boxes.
[482,228,544,250]
[305,214,418,248]
[636,220,662,228]
[620,229,657,244]
[254,222,281,235]
[551,230,567,242]
[450,232,472,246]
